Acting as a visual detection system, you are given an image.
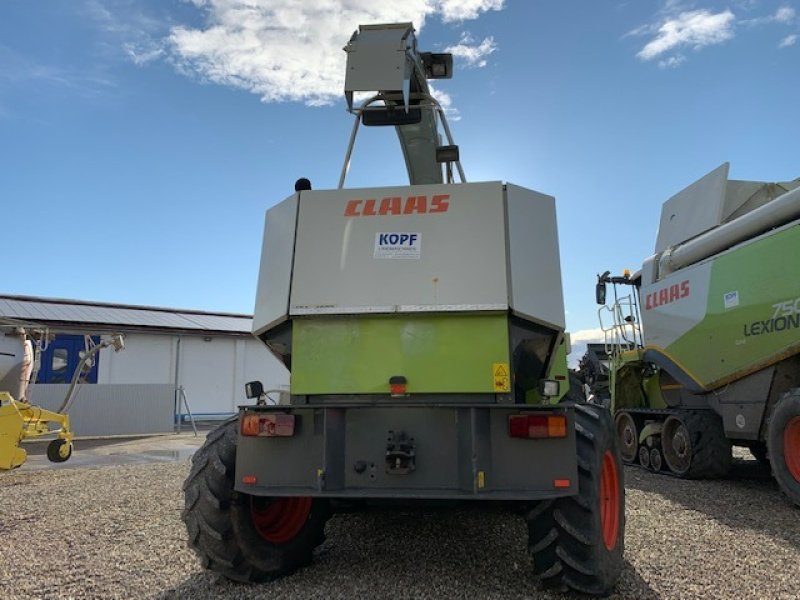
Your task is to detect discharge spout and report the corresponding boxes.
[659,184,800,276]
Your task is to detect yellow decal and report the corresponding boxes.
[477,470,486,489]
[492,363,510,392]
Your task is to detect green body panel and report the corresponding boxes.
[666,224,800,387]
[291,313,511,395]
[609,350,666,412]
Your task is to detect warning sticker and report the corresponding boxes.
[492,363,510,392]
[374,232,421,259]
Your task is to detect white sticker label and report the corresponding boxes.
[723,291,739,309]
[374,232,421,260]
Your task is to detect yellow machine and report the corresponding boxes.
[0,320,122,470]
[0,391,73,469]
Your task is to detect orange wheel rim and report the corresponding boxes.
[250,496,312,544]
[785,417,800,482]
[600,450,620,551]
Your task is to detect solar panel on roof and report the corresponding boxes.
[0,296,253,333]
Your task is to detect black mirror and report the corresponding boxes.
[362,107,422,127]
[596,282,607,305]
[245,380,264,399]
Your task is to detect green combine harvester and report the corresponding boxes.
[595,163,800,507]
[182,23,625,595]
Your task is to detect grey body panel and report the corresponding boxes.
[344,24,412,105]
[505,185,565,329]
[289,182,509,315]
[706,366,774,440]
[655,163,729,254]
[235,403,578,500]
[253,182,566,330]
[252,193,299,336]
[640,261,712,349]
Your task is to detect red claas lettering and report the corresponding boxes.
[344,194,450,216]
[645,280,691,310]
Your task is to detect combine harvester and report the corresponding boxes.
[182,23,625,595]
[594,163,800,507]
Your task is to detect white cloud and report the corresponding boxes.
[166,0,504,107]
[567,328,606,368]
[741,5,797,26]
[570,327,607,343]
[439,0,504,23]
[124,41,165,66]
[445,33,497,68]
[779,33,798,46]
[629,3,798,67]
[774,6,797,23]
[428,84,460,120]
[658,54,686,68]
[636,9,736,61]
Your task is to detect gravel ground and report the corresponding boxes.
[1,455,798,600]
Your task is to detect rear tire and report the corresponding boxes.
[528,404,624,596]
[767,389,800,508]
[182,419,329,581]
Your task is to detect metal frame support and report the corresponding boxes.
[338,93,466,189]
[175,385,198,436]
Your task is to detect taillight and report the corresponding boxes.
[508,414,568,439]
[241,413,296,437]
[389,375,407,397]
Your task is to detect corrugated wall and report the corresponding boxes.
[27,384,175,436]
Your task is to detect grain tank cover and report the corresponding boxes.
[253,181,565,336]
[655,163,730,254]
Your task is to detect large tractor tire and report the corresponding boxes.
[528,404,625,596]
[767,389,800,508]
[661,410,732,479]
[182,419,330,581]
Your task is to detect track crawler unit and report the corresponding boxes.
[595,163,800,507]
[183,23,624,595]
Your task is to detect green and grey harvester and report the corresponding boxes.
[594,163,800,507]
[183,23,625,595]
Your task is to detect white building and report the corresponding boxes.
[0,294,289,435]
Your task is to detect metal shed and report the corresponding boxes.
[0,294,288,436]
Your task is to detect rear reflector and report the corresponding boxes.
[389,375,407,397]
[508,414,568,439]
[241,413,296,437]
[242,475,257,485]
[554,479,571,489]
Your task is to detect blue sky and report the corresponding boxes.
[1,0,798,356]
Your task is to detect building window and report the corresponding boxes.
[37,335,100,384]
[51,349,69,379]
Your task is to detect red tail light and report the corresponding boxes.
[508,414,568,439]
[241,413,296,437]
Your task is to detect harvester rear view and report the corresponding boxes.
[182,23,625,595]
[594,163,800,507]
